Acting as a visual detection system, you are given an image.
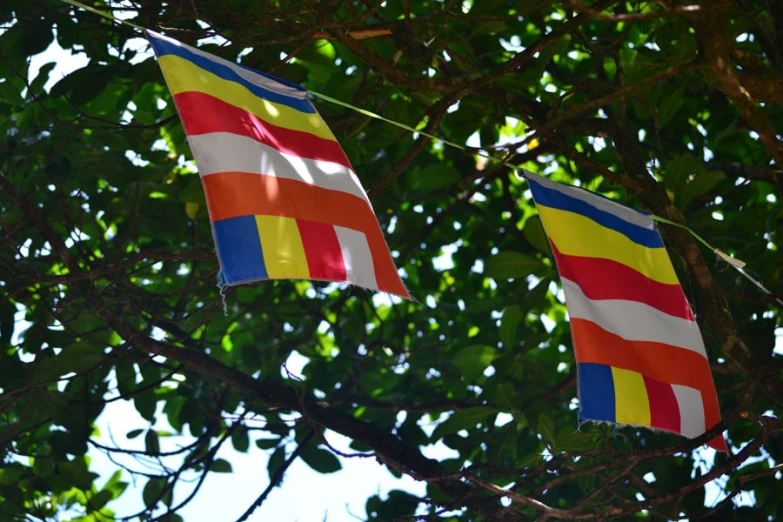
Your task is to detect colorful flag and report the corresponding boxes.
[526,172,726,451]
[145,30,408,298]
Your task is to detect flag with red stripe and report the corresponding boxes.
[146,30,408,298]
[526,172,726,451]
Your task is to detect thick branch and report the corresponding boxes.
[696,1,783,166]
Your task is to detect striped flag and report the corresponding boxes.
[526,172,726,451]
[145,31,408,298]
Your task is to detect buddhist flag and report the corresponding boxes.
[145,30,408,298]
[526,172,726,451]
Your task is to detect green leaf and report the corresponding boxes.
[126,429,143,440]
[145,430,160,455]
[267,446,286,479]
[493,382,516,410]
[231,425,250,453]
[452,345,499,381]
[49,65,113,104]
[210,458,233,473]
[683,171,725,199]
[90,489,113,510]
[142,478,165,509]
[297,39,337,64]
[537,414,556,446]
[578,472,596,493]
[115,361,137,397]
[103,470,128,499]
[603,58,617,81]
[33,344,105,383]
[0,80,24,106]
[485,252,542,280]
[555,429,596,451]
[664,154,703,189]
[300,446,342,474]
[520,278,551,315]
[472,21,507,36]
[657,86,685,126]
[256,437,281,449]
[29,62,55,94]
[21,24,53,57]
[0,468,24,486]
[663,155,725,206]
[499,305,523,348]
[0,301,16,346]
[536,35,570,76]
[58,460,98,490]
[517,452,545,469]
[523,215,550,253]
[179,180,207,205]
[406,164,461,193]
[622,49,661,84]
[133,390,157,422]
[432,407,498,441]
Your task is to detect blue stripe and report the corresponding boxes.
[578,363,616,423]
[213,216,268,284]
[147,36,315,114]
[528,178,664,248]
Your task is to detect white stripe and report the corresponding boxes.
[524,170,655,231]
[334,226,378,291]
[672,384,706,438]
[188,132,370,202]
[146,30,307,100]
[561,278,707,357]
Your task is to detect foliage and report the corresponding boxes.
[0,0,781,520]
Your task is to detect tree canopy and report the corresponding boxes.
[0,0,781,520]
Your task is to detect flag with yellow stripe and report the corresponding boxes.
[526,171,726,451]
[146,30,408,298]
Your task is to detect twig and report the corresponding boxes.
[235,430,316,522]
[567,1,701,21]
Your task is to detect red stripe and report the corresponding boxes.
[202,172,408,297]
[173,91,352,169]
[551,242,694,320]
[571,318,724,450]
[297,219,347,281]
[643,375,680,433]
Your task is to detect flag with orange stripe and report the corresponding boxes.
[146,31,408,298]
[526,172,726,451]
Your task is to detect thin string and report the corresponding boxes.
[735,267,783,306]
[216,270,229,316]
[58,1,514,169]
[56,0,781,308]
[649,216,781,305]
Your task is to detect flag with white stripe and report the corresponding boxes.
[526,172,726,451]
[146,30,408,298]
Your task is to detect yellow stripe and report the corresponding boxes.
[611,367,651,426]
[537,205,679,285]
[158,55,337,142]
[256,215,311,280]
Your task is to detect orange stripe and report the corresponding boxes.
[201,172,407,297]
[571,318,721,432]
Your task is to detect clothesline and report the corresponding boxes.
[54,0,783,307]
